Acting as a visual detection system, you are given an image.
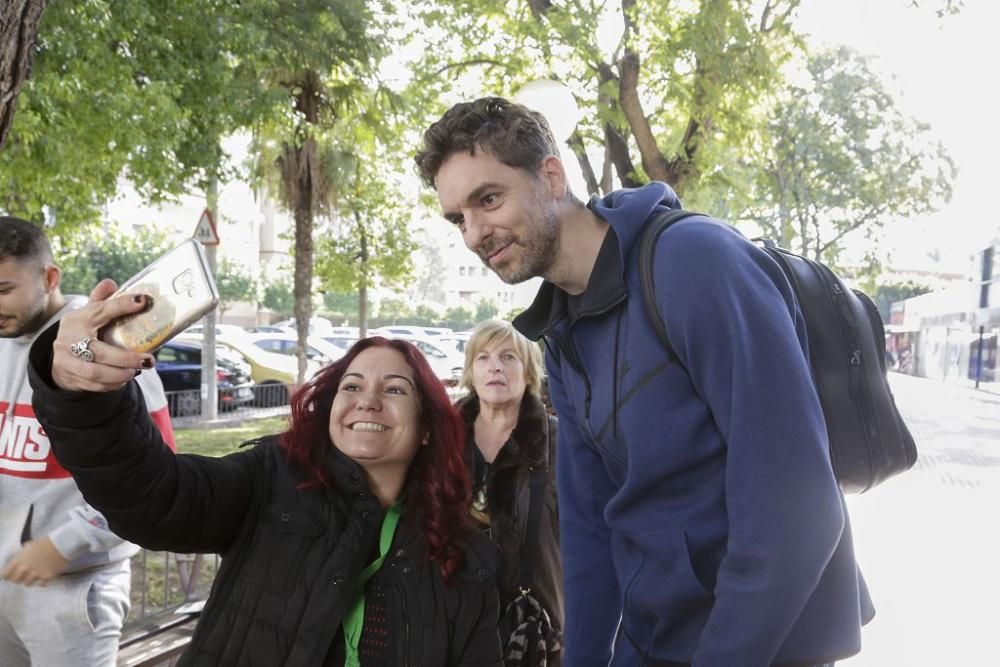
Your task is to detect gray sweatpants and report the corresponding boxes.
[0,559,131,667]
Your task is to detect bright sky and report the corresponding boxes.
[795,0,1000,274]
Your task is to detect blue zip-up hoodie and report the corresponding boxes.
[514,183,874,667]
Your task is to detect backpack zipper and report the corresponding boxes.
[854,288,917,468]
[853,289,889,374]
[818,266,880,489]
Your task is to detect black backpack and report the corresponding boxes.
[637,209,918,493]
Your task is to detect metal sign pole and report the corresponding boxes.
[200,182,220,421]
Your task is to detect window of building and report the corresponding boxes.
[459,266,466,276]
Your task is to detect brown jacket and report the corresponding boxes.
[458,392,563,649]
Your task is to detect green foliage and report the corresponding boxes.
[54,225,173,295]
[216,259,257,314]
[474,298,499,322]
[406,0,801,201]
[873,281,932,323]
[909,0,965,18]
[376,297,414,324]
[745,47,955,271]
[0,0,262,231]
[443,305,475,331]
[321,290,360,324]
[261,277,294,315]
[313,161,418,303]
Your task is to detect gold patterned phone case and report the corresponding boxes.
[101,239,219,353]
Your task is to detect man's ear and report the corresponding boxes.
[539,155,568,200]
[43,265,61,294]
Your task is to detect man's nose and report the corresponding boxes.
[463,211,492,251]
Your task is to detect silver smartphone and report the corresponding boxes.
[101,238,220,353]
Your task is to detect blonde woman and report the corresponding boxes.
[457,320,562,666]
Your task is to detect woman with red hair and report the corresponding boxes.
[25,287,503,667]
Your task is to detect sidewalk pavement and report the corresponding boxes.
[840,372,1000,666]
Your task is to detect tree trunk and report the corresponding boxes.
[293,195,314,385]
[285,71,324,386]
[358,222,368,339]
[0,0,47,151]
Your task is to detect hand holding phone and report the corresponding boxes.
[101,239,220,353]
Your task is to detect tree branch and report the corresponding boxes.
[567,131,600,196]
[605,122,642,188]
[618,52,671,183]
[0,0,49,150]
[431,58,507,77]
[528,0,553,20]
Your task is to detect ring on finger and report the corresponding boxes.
[69,337,96,363]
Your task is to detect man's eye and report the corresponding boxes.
[482,194,498,206]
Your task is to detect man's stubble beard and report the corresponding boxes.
[0,285,50,339]
[489,205,560,286]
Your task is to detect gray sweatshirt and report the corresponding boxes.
[0,297,175,573]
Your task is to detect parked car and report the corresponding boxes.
[246,324,293,334]
[320,334,359,353]
[153,340,255,417]
[174,334,320,407]
[182,323,253,340]
[383,333,465,384]
[272,316,335,336]
[328,326,359,337]
[372,325,454,339]
[436,333,470,354]
[247,332,344,366]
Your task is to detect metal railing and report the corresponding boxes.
[129,550,219,621]
[164,384,292,424]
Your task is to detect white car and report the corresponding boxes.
[384,334,465,384]
[248,332,345,366]
[436,333,470,354]
[272,316,336,336]
[372,325,455,339]
[183,323,253,341]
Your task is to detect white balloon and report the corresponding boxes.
[515,79,582,144]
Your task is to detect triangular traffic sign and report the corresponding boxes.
[193,208,220,246]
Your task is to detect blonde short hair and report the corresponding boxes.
[461,319,544,397]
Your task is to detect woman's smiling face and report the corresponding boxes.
[329,346,424,473]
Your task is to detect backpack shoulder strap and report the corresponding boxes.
[637,209,701,365]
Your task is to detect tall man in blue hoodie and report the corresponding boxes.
[415,97,874,667]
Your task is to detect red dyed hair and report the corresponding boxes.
[281,336,473,584]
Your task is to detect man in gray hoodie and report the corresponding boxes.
[0,216,176,666]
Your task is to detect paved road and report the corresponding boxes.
[841,373,1000,666]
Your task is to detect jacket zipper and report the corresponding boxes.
[544,329,593,421]
[396,578,412,667]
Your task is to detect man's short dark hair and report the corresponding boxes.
[415,96,560,190]
[0,216,54,266]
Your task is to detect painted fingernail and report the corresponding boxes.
[141,358,154,369]
[132,295,145,304]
